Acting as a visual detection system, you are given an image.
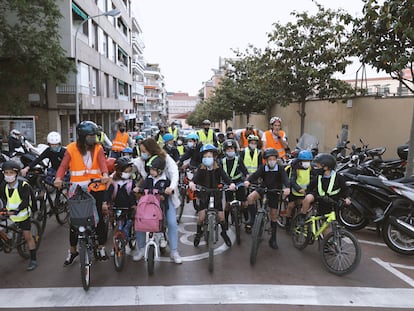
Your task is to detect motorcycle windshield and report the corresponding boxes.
[296,133,319,151]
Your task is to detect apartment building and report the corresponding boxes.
[166,92,198,128]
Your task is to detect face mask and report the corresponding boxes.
[121,172,131,179]
[177,140,183,146]
[141,152,150,160]
[50,146,61,153]
[202,157,214,167]
[226,151,235,159]
[119,128,125,133]
[302,162,311,169]
[249,143,257,149]
[187,142,194,148]
[85,136,96,146]
[267,160,277,169]
[4,175,16,183]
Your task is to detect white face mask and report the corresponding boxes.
[267,160,277,169]
[302,162,311,169]
[4,175,16,183]
[249,143,257,149]
[187,142,194,148]
[121,172,131,179]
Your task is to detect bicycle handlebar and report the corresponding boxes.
[195,184,230,193]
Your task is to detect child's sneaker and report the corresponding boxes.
[132,249,145,261]
[170,251,182,264]
[63,250,79,266]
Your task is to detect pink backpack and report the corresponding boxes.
[134,189,163,232]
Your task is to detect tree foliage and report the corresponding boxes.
[0,0,74,115]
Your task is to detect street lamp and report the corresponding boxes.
[74,8,121,125]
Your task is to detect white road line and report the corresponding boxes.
[358,239,387,247]
[372,257,414,287]
[0,284,413,308]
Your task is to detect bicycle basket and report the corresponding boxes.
[68,187,99,227]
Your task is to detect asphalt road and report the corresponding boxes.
[0,202,413,310]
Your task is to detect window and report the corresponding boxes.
[102,33,108,57]
[91,68,99,96]
[113,77,117,98]
[104,73,110,97]
[92,21,98,51]
[118,80,129,97]
[72,2,88,35]
[118,46,128,67]
[112,41,116,62]
[117,18,128,37]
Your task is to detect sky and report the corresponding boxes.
[133,0,377,96]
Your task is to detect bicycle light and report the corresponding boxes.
[79,226,86,233]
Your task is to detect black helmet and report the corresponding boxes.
[77,121,98,138]
[223,139,237,150]
[314,153,336,170]
[263,148,279,159]
[149,156,166,171]
[115,156,132,171]
[1,160,21,172]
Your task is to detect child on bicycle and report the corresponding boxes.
[220,139,249,229]
[133,155,171,261]
[189,144,236,247]
[103,156,137,256]
[0,160,38,271]
[284,150,314,232]
[178,133,203,169]
[244,148,290,249]
[299,153,351,233]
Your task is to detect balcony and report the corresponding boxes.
[132,34,145,53]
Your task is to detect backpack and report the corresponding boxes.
[134,189,163,232]
[111,180,133,202]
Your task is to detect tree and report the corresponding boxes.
[265,3,355,134]
[0,0,74,115]
[352,0,414,176]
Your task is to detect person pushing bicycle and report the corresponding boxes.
[244,148,290,249]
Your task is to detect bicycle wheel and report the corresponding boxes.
[79,239,91,291]
[54,190,69,225]
[113,234,126,272]
[250,212,265,266]
[208,214,215,272]
[320,228,361,276]
[176,188,185,224]
[36,196,47,234]
[147,244,155,276]
[291,214,311,250]
[231,204,242,245]
[276,198,289,229]
[17,220,41,259]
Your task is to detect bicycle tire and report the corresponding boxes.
[320,228,361,275]
[232,204,242,245]
[291,214,311,250]
[176,188,186,224]
[37,196,47,234]
[147,244,155,276]
[276,198,289,229]
[17,220,41,259]
[79,239,91,291]
[54,190,69,225]
[208,214,215,273]
[113,235,126,272]
[250,212,265,266]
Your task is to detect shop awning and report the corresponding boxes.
[72,2,88,20]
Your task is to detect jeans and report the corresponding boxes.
[135,197,179,252]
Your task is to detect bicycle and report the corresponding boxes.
[0,210,41,259]
[178,167,198,223]
[290,200,361,275]
[111,206,136,272]
[67,179,101,291]
[26,167,69,233]
[227,185,244,245]
[249,187,283,266]
[195,185,227,273]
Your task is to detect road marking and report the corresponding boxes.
[0,284,413,308]
[372,257,414,287]
[358,239,387,247]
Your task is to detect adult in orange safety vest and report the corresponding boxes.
[262,116,289,160]
[111,121,131,159]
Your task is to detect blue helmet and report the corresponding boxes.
[186,133,199,141]
[298,150,313,161]
[122,147,133,154]
[200,144,217,154]
[135,135,144,141]
[162,133,174,142]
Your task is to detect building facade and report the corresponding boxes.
[166,92,198,128]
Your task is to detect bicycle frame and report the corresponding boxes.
[307,210,337,239]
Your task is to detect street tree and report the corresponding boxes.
[352,0,414,176]
[265,3,355,134]
[0,0,74,115]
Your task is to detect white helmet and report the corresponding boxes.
[47,131,61,144]
[10,129,21,138]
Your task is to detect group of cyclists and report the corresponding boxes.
[0,115,352,272]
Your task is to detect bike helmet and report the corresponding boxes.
[76,121,98,138]
[223,139,237,150]
[186,133,199,141]
[298,150,313,161]
[122,147,133,154]
[202,119,211,125]
[135,134,144,142]
[106,157,116,174]
[269,116,282,125]
[263,148,279,159]
[200,144,217,154]
[1,160,21,172]
[115,156,132,171]
[162,133,174,143]
[47,131,61,144]
[247,134,259,142]
[10,129,21,139]
[314,153,336,170]
[148,155,166,171]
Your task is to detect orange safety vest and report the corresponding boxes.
[239,129,259,149]
[264,130,286,159]
[66,142,106,191]
[111,131,129,152]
